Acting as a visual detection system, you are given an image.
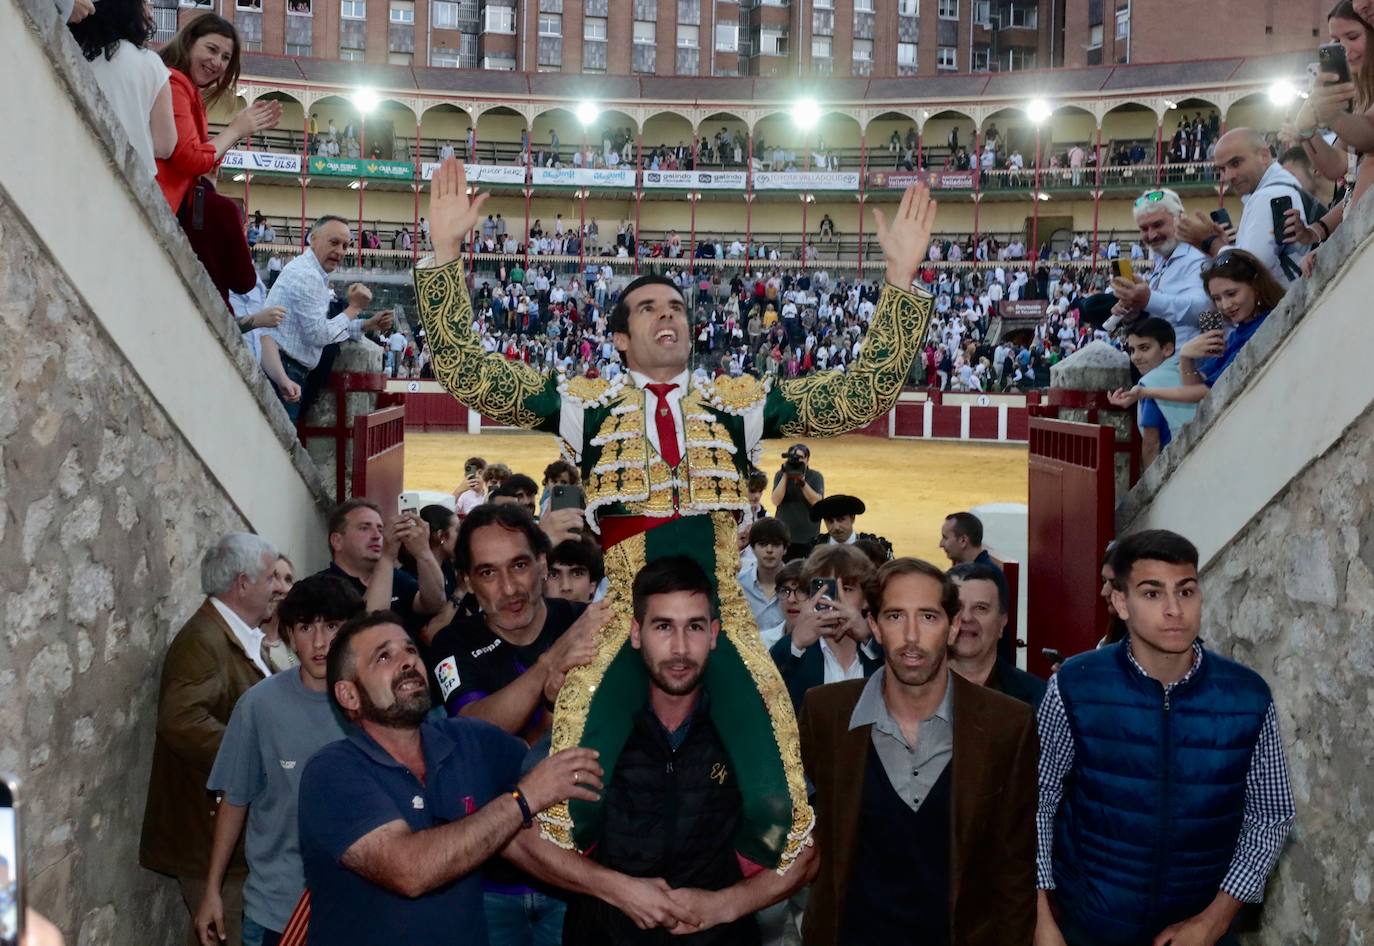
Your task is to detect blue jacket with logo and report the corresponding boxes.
[1052,641,1271,945]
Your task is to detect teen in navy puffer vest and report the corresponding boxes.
[1051,640,1272,945]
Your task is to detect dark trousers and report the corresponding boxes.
[1060,917,1240,946]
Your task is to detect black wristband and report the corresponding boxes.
[1200,235,1218,254]
[510,788,534,828]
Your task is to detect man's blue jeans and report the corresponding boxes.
[483,889,566,946]
[278,357,310,423]
[241,914,282,946]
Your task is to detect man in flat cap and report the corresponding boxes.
[809,495,894,560]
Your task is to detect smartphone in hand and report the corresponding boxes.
[1209,208,1232,229]
[1270,195,1295,246]
[810,577,839,610]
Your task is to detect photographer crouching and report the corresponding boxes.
[771,443,825,560]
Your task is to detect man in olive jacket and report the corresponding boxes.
[140,533,285,946]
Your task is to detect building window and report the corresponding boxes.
[633,44,656,72]
[715,21,738,51]
[179,0,211,7]
[340,48,364,60]
[812,0,831,7]
[676,47,699,72]
[390,0,414,22]
[633,19,656,43]
[1007,2,1036,27]
[584,16,606,40]
[287,0,311,12]
[538,0,561,10]
[538,36,561,66]
[677,0,699,25]
[483,4,514,32]
[432,0,459,28]
[973,0,989,25]
[897,41,916,69]
[1116,8,1129,38]
[972,44,990,70]
[460,31,478,65]
[286,41,311,55]
[811,35,831,58]
[538,12,559,33]
[938,0,957,19]
[341,0,364,17]
[853,0,873,11]
[586,0,606,13]
[852,38,872,61]
[677,24,698,46]
[431,50,461,66]
[758,28,787,55]
[389,50,412,63]
[237,0,262,10]
[584,39,607,69]
[481,54,515,68]
[1007,46,1036,69]
[152,5,177,41]
[937,45,956,68]
[1088,24,1103,48]
[813,9,833,34]
[632,0,656,20]
[897,0,916,14]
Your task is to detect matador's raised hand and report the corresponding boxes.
[430,157,490,267]
[872,182,937,290]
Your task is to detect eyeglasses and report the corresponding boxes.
[778,585,805,600]
[1133,190,1168,208]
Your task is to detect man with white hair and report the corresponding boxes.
[141,532,289,946]
[1110,188,1211,345]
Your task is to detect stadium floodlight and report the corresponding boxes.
[792,98,822,132]
[1164,99,1178,110]
[1025,99,1053,124]
[575,101,600,127]
[1268,80,1300,106]
[352,87,380,114]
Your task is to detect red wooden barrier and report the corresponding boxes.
[351,405,406,515]
[1026,417,1116,679]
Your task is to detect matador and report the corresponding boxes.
[416,159,938,875]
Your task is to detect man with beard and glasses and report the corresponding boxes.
[1108,189,1210,345]
[798,558,1038,946]
[296,612,603,946]
[561,557,818,946]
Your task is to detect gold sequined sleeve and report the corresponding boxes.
[775,283,932,438]
[414,260,559,431]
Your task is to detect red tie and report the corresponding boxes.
[645,382,682,468]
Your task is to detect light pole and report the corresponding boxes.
[1025,99,1052,264]
[352,87,379,268]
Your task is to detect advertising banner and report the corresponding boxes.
[641,169,747,189]
[308,156,414,180]
[866,169,976,189]
[221,150,302,174]
[531,167,637,187]
[752,170,861,190]
[421,162,527,184]
[1000,300,1049,320]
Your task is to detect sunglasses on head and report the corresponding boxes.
[1201,250,1257,277]
[1134,190,1168,208]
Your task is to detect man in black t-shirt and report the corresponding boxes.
[423,502,611,945]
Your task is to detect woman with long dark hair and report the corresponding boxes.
[154,13,281,213]
[67,0,175,174]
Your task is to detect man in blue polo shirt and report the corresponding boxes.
[298,611,695,946]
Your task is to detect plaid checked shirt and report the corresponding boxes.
[264,250,362,369]
[1035,640,1295,903]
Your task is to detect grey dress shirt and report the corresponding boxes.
[848,667,955,813]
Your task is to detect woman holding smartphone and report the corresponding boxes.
[1108,250,1285,408]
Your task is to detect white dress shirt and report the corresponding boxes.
[209,597,270,677]
[1144,241,1211,344]
[1236,162,1307,288]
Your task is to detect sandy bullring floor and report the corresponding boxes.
[405,431,1028,564]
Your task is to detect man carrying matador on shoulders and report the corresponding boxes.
[416,158,938,878]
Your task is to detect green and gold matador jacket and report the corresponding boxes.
[415,259,932,874]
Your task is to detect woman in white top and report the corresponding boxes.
[69,0,175,174]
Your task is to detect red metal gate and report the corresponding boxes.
[351,404,405,514]
[1026,417,1116,678]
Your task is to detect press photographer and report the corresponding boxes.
[771,443,825,560]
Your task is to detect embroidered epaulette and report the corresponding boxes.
[694,374,769,415]
[558,374,624,407]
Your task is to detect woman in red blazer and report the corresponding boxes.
[154,13,280,213]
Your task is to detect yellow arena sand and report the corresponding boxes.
[405,431,1027,564]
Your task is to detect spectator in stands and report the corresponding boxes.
[452,456,489,514]
[155,15,281,213]
[545,538,604,604]
[770,544,882,712]
[739,518,791,637]
[799,557,1038,946]
[538,459,581,514]
[1035,530,1295,946]
[195,575,362,946]
[948,562,1044,708]
[772,444,824,560]
[265,215,392,421]
[398,504,459,599]
[259,554,297,673]
[1110,189,1209,344]
[1108,317,1195,466]
[938,511,1002,574]
[68,0,175,175]
[1108,250,1285,410]
[297,611,603,946]
[140,533,285,946]
[1179,128,1307,287]
[561,556,816,944]
[320,499,446,644]
[491,473,539,518]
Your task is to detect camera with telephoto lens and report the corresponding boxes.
[781,448,807,475]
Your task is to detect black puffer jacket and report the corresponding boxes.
[562,701,760,946]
